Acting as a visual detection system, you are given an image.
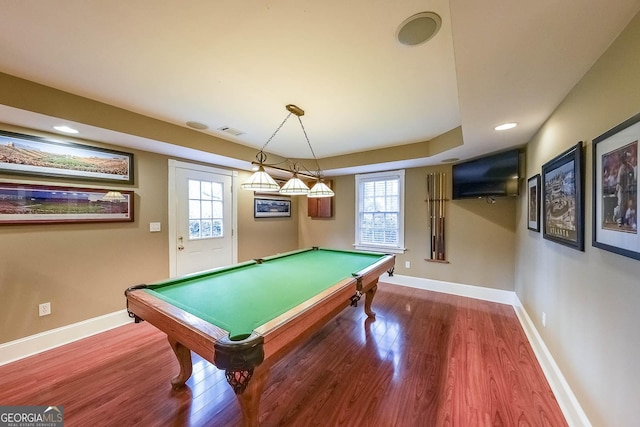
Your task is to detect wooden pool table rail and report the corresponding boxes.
[125,252,395,426]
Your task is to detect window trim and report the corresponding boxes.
[354,169,406,254]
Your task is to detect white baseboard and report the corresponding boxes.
[381,273,591,427]
[381,273,517,305]
[0,309,133,366]
[512,297,592,427]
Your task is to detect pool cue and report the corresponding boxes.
[432,174,437,260]
[435,173,440,259]
[431,174,437,260]
[438,173,446,261]
[426,174,433,257]
[435,173,440,260]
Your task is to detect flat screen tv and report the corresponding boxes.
[452,149,520,199]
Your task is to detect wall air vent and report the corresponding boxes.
[217,126,244,136]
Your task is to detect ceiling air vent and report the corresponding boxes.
[217,126,244,136]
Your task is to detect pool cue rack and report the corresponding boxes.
[425,172,449,263]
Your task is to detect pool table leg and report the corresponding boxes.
[364,281,378,318]
[235,364,269,427]
[167,336,193,388]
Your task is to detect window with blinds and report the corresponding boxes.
[355,170,405,253]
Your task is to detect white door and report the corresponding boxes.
[169,160,237,277]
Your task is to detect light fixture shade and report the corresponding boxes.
[308,181,335,198]
[241,168,280,192]
[279,176,309,195]
[102,191,126,201]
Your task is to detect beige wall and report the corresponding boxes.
[237,170,299,261]
[0,127,298,344]
[515,11,640,427]
[0,125,170,343]
[299,166,517,290]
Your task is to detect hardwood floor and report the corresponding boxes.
[0,283,567,426]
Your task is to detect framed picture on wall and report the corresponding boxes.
[254,197,291,218]
[541,141,584,250]
[527,174,541,232]
[0,130,134,184]
[592,112,640,260]
[0,182,134,224]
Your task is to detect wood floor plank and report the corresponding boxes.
[0,283,567,426]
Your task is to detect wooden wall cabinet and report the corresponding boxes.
[307,180,333,218]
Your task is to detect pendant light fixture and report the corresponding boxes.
[241,104,334,198]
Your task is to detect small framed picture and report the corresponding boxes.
[527,174,541,232]
[592,112,639,260]
[542,142,584,250]
[254,197,291,218]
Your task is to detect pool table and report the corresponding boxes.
[125,247,395,426]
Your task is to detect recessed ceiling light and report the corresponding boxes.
[53,125,79,134]
[494,122,518,131]
[186,121,208,130]
[396,12,442,47]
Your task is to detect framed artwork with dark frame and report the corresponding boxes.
[0,182,134,224]
[542,141,584,250]
[592,112,639,260]
[0,130,134,184]
[254,197,291,218]
[527,174,541,232]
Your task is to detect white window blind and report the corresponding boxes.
[355,170,405,253]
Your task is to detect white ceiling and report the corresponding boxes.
[1,0,639,175]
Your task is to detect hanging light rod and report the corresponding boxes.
[241,104,335,198]
[250,161,317,180]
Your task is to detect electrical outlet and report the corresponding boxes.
[405,261,411,268]
[39,302,51,317]
[542,311,546,328]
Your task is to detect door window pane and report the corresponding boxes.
[189,180,201,199]
[188,179,224,240]
[211,183,223,200]
[201,220,213,238]
[201,201,213,219]
[189,220,200,239]
[189,200,201,219]
[200,181,212,200]
[211,219,223,237]
[212,201,223,218]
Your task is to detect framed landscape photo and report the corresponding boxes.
[592,112,640,260]
[542,142,584,250]
[0,130,134,184]
[254,197,291,218]
[527,174,541,232]
[0,182,134,224]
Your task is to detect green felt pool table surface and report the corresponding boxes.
[144,248,387,339]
